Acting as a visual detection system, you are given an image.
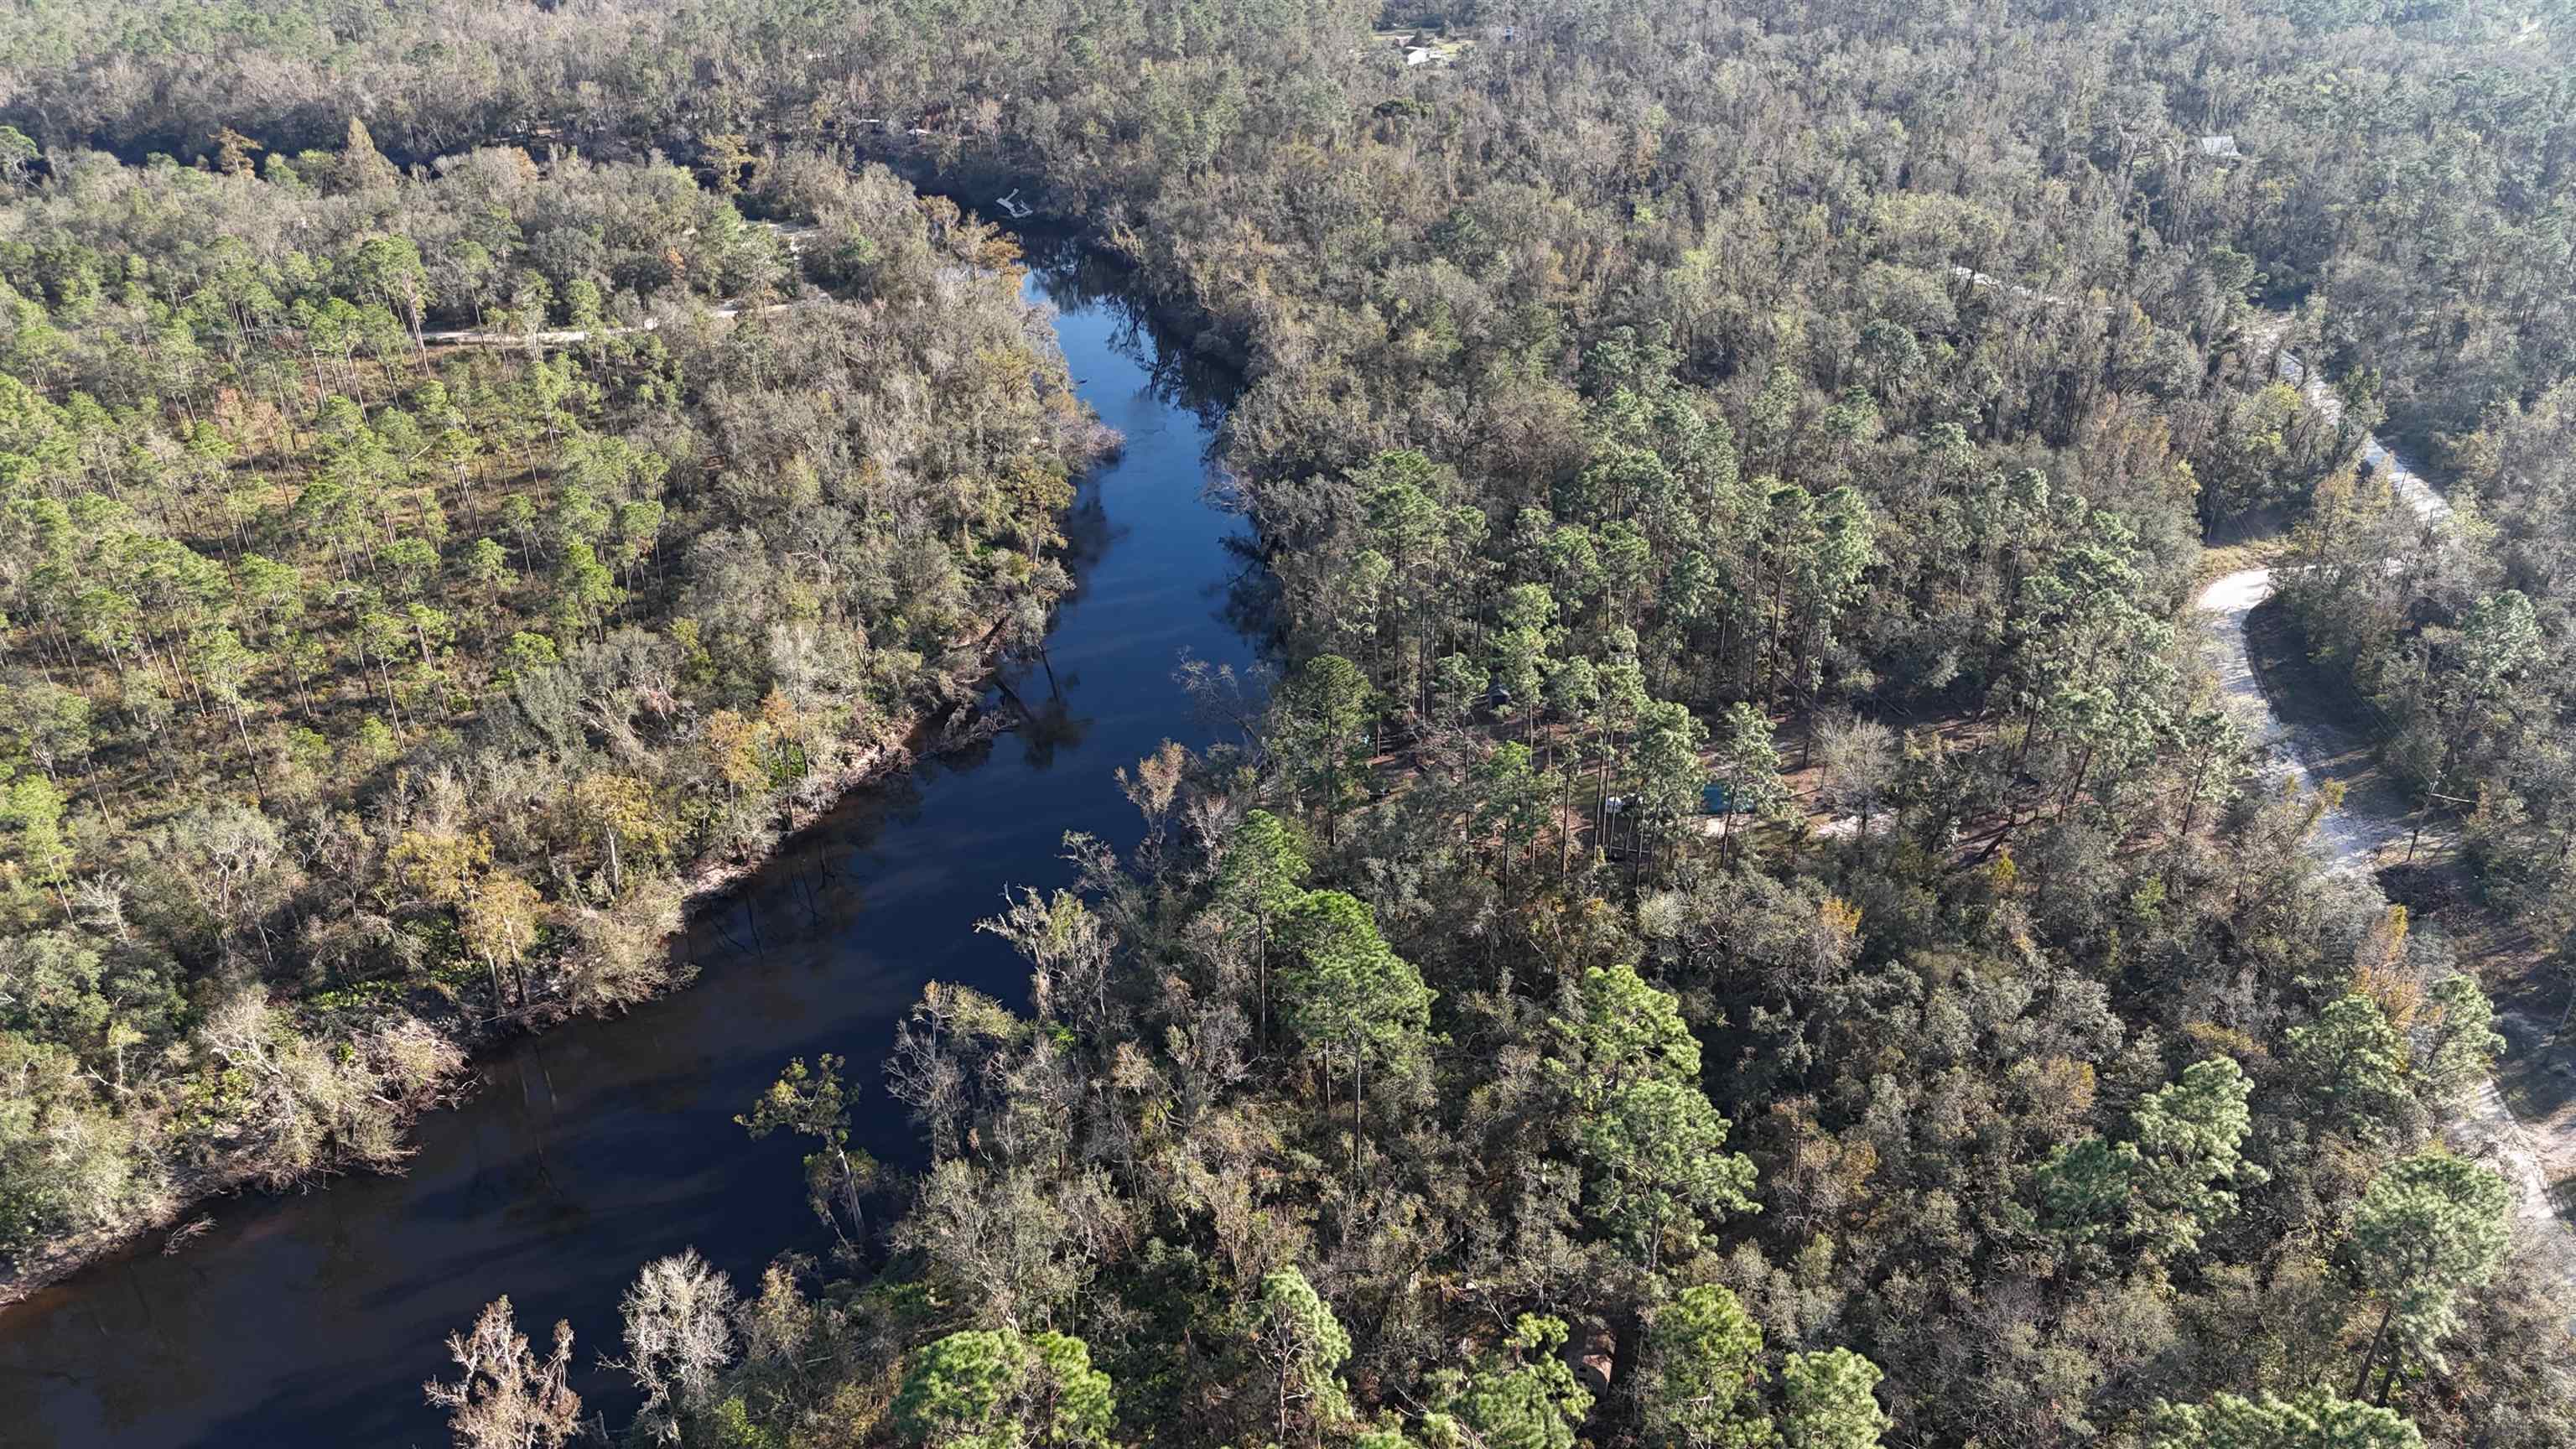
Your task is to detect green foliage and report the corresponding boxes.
[1431,1316,1592,1449]
[2146,1389,2422,1449]
[892,1327,1115,1449]
[2284,995,2412,1138]
[1639,1285,1774,1449]
[1778,1349,1888,1449]
[1276,654,1377,825]
[1,770,70,891]
[13,9,2576,1449]
[2346,1152,2511,1374]
[2128,1057,2267,1255]
[1275,891,1433,1072]
[1026,1333,1117,1447]
[1218,809,1311,922]
[894,1330,1027,1448]
[2042,1057,2268,1256]
[1257,1266,1353,1441]
[1706,704,1785,845]
[1548,965,1756,1270]
[2416,976,2506,1104]
[2036,1135,2141,1245]
[0,138,1093,1272]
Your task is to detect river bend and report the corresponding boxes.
[0,250,1254,1449]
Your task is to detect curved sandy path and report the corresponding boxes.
[2193,355,2575,1294]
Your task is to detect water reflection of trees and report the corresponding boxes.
[1010,673,1093,771]
[4,232,1285,1449]
[1024,232,1239,428]
[1218,532,1285,651]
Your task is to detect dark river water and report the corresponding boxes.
[0,247,1256,1447]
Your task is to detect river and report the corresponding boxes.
[0,243,1259,1448]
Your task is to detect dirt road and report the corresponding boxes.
[2193,354,2575,1293]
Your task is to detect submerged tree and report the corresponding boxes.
[611,1249,740,1443]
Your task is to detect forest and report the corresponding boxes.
[0,132,1102,1280]
[3,1,2575,1447]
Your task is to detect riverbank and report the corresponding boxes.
[0,252,1259,1449]
[0,249,1127,1314]
[0,610,1018,1313]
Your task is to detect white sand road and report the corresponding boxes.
[2194,339,2576,1296]
[1801,301,2569,1299]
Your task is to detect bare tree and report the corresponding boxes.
[610,1249,740,1442]
[423,1297,583,1449]
[1814,712,1896,838]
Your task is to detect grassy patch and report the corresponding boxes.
[2194,532,2291,584]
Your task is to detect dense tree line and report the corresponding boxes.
[8,0,2561,481]
[0,142,1100,1271]
[1,0,2571,1446]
